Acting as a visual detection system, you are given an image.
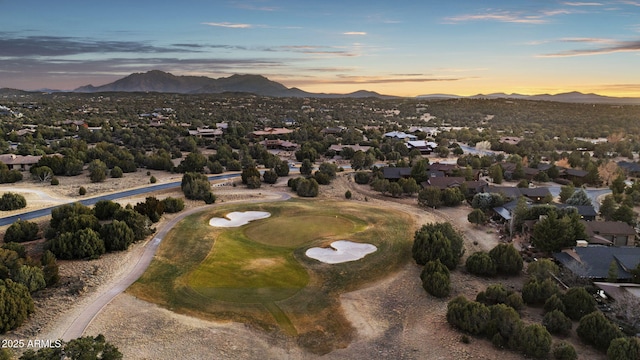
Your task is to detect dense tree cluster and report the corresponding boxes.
[288,177,319,197]
[412,222,464,270]
[475,283,524,310]
[446,295,552,358]
[19,334,122,360]
[0,242,59,333]
[4,219,39,243]
[45,201,155,260]
[181,172,215,203]
[418,186,464,208]
[0,278,34,333]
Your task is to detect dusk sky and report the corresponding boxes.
[2,0,640,97]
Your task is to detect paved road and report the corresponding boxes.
[0,173,240,226]
[60,190,291,341]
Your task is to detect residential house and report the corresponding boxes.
[381,167,412,181]
[464,180,489,197]
[555,204,597,221]
[188,127,223,138]
[383,131,417,141]
[499,137,522,145]
[421,177,466,190]
[562,168,589,185]
[328,144,372,154]
[518,187,552,203]
[492,198,529,222]
[320,127,343,135]
[421,178,487,198]
[408,126,439,137]
[485,185,525,200]
[406,140,437,154]
[262,140,298,151]
[429,163,460,176]
[582,221,636,247]
[553,246,640,281]
[0,154,42,171]
[618,161,640,177]
[251,127,293,137]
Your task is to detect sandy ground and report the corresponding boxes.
[6,171,606,359]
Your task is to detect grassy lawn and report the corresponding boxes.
[128,199,413,354]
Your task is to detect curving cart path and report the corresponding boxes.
[60,191,291,341]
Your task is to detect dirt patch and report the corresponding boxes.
[242,257,284,271]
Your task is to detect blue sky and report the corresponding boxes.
[1,0,639,96]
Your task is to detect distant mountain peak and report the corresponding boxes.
[72,70,395,98]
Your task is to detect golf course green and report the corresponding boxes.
[128,199,413,354]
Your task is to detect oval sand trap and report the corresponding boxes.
[305,240,377,264]
[209,211,271,227]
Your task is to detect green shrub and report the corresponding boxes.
[161,197,185,213]
[4,220,39,243]
[552,341,577,360]
[420,260,450,298]
[0,192,27,211]
[543,294,566,314]
[296,178,319,197]
[485,303,522,345]
[110,166,123,178]
[79,186,87,195]
[47,228,105,260]
[465,251,497,276]
[543,310,572,335]
[354,171,371,184]
[0,279,34,333]
[562,287,596,321]
[576,311,624,352]
[488,243,523,275]
[515,324,552,358]
[263,169,278,184]
[88,159,107,183]
[181,172,215,203]
[522,278,559,305]
[93,200,122,220]
[446,296,490,335]
[412,222,464,269]
[100,220,135,252]
[607,337,640,360]
[41,250,59,286]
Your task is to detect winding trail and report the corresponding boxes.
[59,190,291,341]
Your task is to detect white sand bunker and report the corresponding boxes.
[306,241,377,264]
[209,211,271,227]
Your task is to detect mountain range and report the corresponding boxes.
[417,92,640,105]
[73,70,393,99]
[2,70,639,104]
